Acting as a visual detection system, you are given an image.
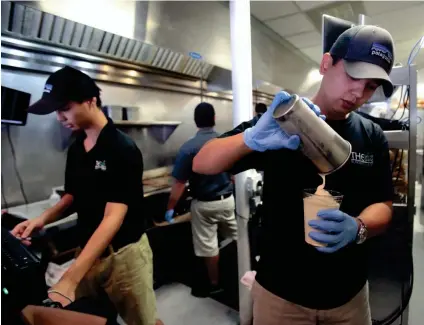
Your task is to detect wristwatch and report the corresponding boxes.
[356,218,368,244]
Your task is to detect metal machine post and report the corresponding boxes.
[229,0,254,324]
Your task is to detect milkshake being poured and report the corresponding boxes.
[303,175,343,247]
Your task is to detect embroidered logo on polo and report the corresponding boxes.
[351,152,374,166]
[370,43,393,65]
[95,160,107,171]
[44,84,53,93]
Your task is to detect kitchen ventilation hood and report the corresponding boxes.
[1,1,283,103]
[1,2,214,80]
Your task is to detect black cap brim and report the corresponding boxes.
[28,97,67,115]
[343,60,394,98]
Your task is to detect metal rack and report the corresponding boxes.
[379,65,418,325]
[383,65,418,219]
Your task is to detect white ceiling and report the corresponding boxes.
[250,0,424,74]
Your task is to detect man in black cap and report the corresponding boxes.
[193,25,395,324]
[165,102,237,294]
[11,66,161,325]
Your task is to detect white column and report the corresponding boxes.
[230,1,253,324]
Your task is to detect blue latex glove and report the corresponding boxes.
[308,209,359,253]
[165,209,174,223]
[243,91,324,152]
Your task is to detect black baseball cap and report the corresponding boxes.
[28,66,101,115]
[330,25,395,97]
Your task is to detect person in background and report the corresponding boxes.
[165,102,238,294]
[254,102,267,118]
[11,66,162,325]
[193,25,394,325]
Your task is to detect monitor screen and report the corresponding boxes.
[1,86,30,126]
[322,14,355,54]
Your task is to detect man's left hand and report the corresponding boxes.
[308,209,359,253]
[48,277,77,307]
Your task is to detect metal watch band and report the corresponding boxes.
[356,218,368,244]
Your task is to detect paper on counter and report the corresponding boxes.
[45,259,75,287]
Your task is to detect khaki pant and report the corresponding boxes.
[75,234,157,325]
[252,281,371,325]
[191,195,238,257]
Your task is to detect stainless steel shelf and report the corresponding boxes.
[113,120,181,143]
[113,120,181,126]
[384,130,409,150]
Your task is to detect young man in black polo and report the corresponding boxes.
[193,25,394,325]
[11,66,161,325]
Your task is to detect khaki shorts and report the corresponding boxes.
[190,194,238,257]
[252,281,371,325]
[75,234,157,325]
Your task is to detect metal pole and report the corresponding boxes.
[358,14,369,25]
[230,0,253,324]
[403,65,418,325]
[200,60,205,102]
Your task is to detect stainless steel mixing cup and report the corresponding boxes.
[273,94,352,175]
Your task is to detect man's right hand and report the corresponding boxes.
[11,216,45,246]
[243,91,324,152]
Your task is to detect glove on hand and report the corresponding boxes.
[243,91,324,152]
[308,209,359,253]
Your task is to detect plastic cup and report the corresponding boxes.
[303,188,343,247]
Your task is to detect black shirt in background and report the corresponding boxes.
[65,119,145,251]
[219,112,393,309]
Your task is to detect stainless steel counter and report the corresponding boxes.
[7,167,174,231]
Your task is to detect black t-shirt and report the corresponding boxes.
[220,112,393,309]
[65,119,145,250]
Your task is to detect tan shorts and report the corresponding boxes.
[75,234,157,325]
[252,281,371,325]
[190,195,238,257]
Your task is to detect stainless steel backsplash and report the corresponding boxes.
[1,69,234,207]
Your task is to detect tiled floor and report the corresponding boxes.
[156,283,239,325]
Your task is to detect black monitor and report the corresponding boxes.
[1,86,30,126]
[322,14,355,54]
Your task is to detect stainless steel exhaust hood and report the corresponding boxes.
[1,2,214,80]
[1,1,281,105]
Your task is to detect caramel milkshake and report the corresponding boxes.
[303,175,343,246]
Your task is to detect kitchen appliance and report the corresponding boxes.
[1,86,30,126]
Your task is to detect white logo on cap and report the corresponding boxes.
[44,84,53,93]
[370,43,393,65]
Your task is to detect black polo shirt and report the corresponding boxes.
[219,112,393,309]
[65,119,145,250]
